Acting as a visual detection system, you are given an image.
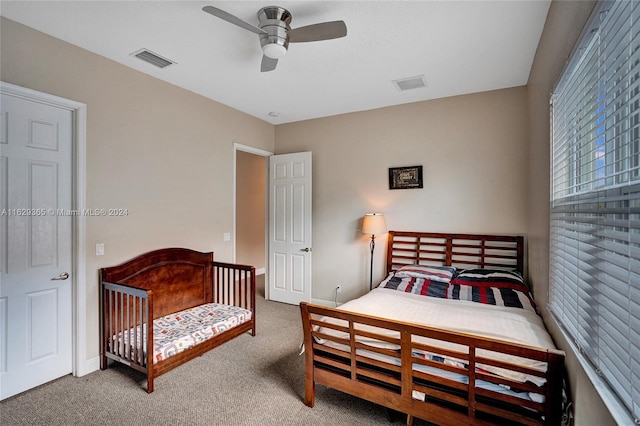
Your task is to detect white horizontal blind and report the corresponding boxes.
[550,0,640,422]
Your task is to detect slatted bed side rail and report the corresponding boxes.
[99,281,153,376]
[404,327,564,426]
[300,303,564,426]
[386,231,524,275]
[212,261,256,336]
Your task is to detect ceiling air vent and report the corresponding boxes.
[131,49,176,69]
[392,75,427,92]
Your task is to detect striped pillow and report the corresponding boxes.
[394,264,456,283]
[452,269,524,287]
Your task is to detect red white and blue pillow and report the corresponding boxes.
[379,266,537,313]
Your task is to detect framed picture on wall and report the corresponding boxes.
[389,166,423,190]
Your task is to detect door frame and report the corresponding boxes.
[232,142,272,293]
[1,81,88,377]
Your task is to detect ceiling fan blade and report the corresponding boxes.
[261,56,278,72]
[202,6,266,35]
[288,21,347,43]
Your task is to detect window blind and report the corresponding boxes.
[549,0,640,422]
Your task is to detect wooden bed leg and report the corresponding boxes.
[300,303,316,408]
[304,378,315,407]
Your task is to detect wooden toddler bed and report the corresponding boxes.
[99,248,256,393]
[300,231,565,425]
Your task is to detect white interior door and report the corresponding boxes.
[0,93,73,400]
[268,152,312,305]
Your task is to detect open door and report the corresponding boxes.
[268,152,312,304]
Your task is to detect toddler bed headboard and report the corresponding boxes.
[100,247,213,318]
[386,231,524,275]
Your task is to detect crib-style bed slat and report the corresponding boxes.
[100,282,151,372]
[212,261,256,336]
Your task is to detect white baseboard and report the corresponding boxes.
[310,297,342,307]
[256,267,265,275]
[75,356,100,377]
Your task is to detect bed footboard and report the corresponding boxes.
[300,302,565,426]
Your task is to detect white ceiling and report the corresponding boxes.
[0,1,551,125]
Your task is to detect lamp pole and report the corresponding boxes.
[362,212,386,291]
[369,234,376,290]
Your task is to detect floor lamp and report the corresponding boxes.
[362,213,387,290]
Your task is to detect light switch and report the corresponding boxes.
[223,233,231,242]
[96,243,104,256]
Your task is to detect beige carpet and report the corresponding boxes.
[1,276,431,425]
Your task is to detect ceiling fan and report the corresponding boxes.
[202,5,347,72]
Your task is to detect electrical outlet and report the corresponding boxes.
[336,285,342,293]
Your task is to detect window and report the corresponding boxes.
[549,0,640,423]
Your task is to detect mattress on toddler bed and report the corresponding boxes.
[111,303,252,363]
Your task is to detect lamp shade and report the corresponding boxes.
[362,213,387,235]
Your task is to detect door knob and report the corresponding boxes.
[51,272,70,281]
[300,247,311,252]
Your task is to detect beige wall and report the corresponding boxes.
[1,18,274,362]
[527,1,616,425]
[275,87,529,302]
[236,151,266,270]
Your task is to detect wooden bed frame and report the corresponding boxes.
[99,248,256,393]
[300,231,565,425]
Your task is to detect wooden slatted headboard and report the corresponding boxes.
[385,231,524,275]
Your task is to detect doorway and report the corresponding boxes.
[234,144,271,287]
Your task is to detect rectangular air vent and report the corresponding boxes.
[131,49,176,69]
[392,75,428,92]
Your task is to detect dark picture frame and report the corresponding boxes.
[389,166,423,190]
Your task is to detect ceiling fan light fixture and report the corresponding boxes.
[262,43,287,59]
[203,4,347,72]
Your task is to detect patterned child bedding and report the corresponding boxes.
[111,303,252,364]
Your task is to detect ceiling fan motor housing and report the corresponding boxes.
[258,6,291,59]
